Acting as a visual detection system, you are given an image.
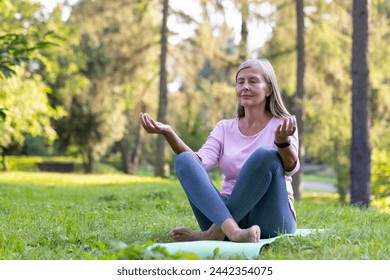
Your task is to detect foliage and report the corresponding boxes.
[0,66,66,159]
[0,0,59,80]
[168,3,239,157]
[55,0,161,173]
[262,0,390,201]
[0,172,389,260]
[371,149,390,197]
[370,0,390,185]
[0,32,56,79]
[0,0,68,172]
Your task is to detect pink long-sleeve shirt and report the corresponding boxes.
[196,117,300,218]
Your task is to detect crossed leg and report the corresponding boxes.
[171,149,294,242]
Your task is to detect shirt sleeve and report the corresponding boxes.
[196,121,224,171]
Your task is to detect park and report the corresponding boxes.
[0,0,389,262]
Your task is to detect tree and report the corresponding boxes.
[0,0,66,170]
[0,0,59,121]
[0,0,58,81]
[0,67,64,171]
[155,0,169,177]
[0,32,55,80]
[350,0,371,206]
[263,0,355,202]
[369,0,390,199]
[238,0,249,61]
[303,0,353,202]
[61,0,160,173]
[292,0,305,201]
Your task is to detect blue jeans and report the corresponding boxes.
[174,148,297,238]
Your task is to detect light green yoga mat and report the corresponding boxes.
[148,229,322,259]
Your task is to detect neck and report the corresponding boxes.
[242,107,271,124]
[238,108,272,136]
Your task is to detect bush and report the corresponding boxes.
[4,156,121,174]
[371,149,390,197]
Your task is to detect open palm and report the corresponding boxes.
[139,112,170,135]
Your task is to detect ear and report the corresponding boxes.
[267,87,272,97]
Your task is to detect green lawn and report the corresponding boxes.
[0,171,388,260]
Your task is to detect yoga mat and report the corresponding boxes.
[148,229,322,259]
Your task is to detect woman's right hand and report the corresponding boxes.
[139,112,170,135]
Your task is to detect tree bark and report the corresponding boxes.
[1,147,8,172]
[129,105,145,174]
[156,0,169,177]
[239,0,249,61]
[117,116,144,175]
[351,0,371,207]
[88,150,94,174]
[117,139,130,174]
[292,0,305,201]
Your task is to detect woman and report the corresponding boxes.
[140,58,299,243]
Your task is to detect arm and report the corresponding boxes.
[139,112,192,155]
[274,115,299,172]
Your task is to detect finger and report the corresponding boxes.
[286,117,294,133]
[291,115,297,134]
[144,113,155,128]
[149,117,161,131]
[278,118,288,136]
[283,118,289,132]
[143,114,156,132]
[140,113,148,128]
[275,124,282,135]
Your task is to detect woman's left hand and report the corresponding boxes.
[274,115,297,142]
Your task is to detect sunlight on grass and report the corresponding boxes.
[371,196,390,214]
[303,192,390,214]
[302,192,339,204]
[0,171,171,187]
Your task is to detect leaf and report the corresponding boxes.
[0,65,16,79]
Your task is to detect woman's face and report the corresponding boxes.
[236,67,271,110]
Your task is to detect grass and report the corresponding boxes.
[302,163,337,185]
[0,171,389,260]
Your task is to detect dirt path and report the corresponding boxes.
[304,181,336,192]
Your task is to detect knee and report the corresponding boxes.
[174,151,198,174]
[251,148,280,163]
[248,148,282,170]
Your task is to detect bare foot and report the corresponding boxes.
[170,227,203,242]
[170,226,225,242]
[228,225,261,243]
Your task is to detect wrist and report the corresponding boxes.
[274,136,290,144]
[162,125,173,137]
[274,138,291,149]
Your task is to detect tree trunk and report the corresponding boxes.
[351,0,371,207]
[117,139,130,174]
[239,0,249,61]
[1,147,8,171]
[292,0,305,201]
[85,149,95,174]
[156,0,169,177]
[129,111,144,175]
